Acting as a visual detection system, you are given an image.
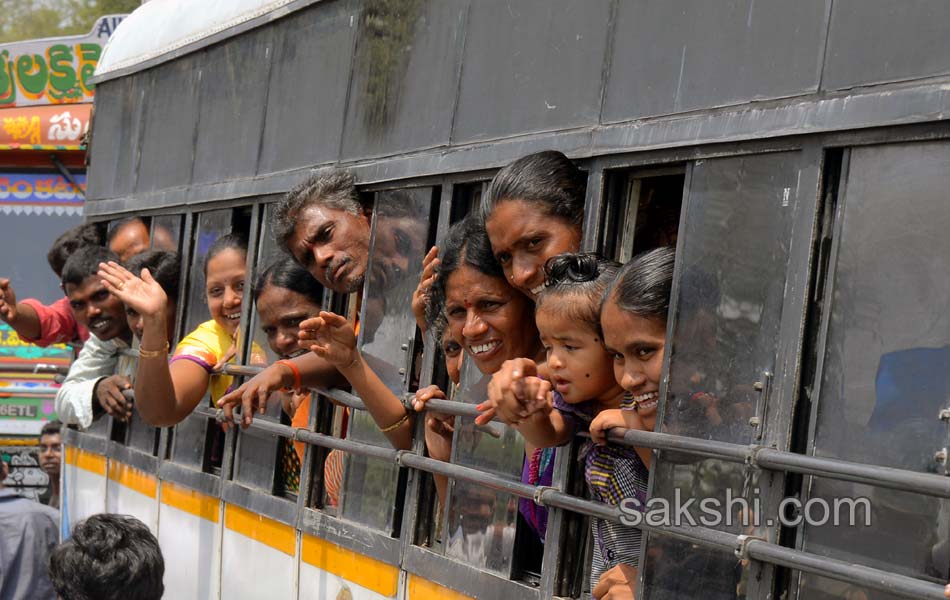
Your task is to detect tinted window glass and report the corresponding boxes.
[798,142,950,598]
[170,209,236,470]
[443,358,524,577]
[642,152,801,599]
[339,187,435,532]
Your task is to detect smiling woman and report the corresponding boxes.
[430,217,542,376]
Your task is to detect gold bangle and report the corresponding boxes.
[379,412,410,433]
[138,342,169,359]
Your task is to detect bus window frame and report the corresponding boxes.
[791,141,950,598]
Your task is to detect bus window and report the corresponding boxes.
[797,142,950,599]
[449,180,486,224]
[120,214,184,457]
[150,214,183,253]
[443,356,526,578]
[106,216,151,262]
[103,216,156,445]
[337,186,437,533]
[640,152,802,599]
[169,207,251,473]
[416,180,487,546]
[600,169,684,263]
[232,203,308,497]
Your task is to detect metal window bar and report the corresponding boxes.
[0,362,70,375]
[192,407,948,600]
[106,378,949,598]
[116,356,950,500]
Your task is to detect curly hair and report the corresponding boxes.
[536,253,620,335]
[48,514,164,600]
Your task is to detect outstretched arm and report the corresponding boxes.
[99,261,208,426]
[217,352,344,426]
[0,278,41,341]
[299,311,414,450]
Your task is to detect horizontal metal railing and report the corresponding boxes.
[219,411,949,600]
[109,355,950,499]
[0,361,70,375]
[75,355,950,599]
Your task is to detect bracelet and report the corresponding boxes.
[379,411,410,433]
[138,342,169,359]
[342,353,360,370]
[276,359,302,391]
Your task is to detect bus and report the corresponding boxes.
[64,1,950,599]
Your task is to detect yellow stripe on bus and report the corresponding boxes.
[64,446,106,476]
[407,574,474,600]
[108,461,157,499]
[225,503,295,557]
[0,438,39,446]
[161,481,220,523]
[301,534,398,597]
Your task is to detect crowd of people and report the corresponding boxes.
[0,150,675,599]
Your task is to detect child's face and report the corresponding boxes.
[535,306,621,406]
[601,295,667,431]
[205,248,246,336]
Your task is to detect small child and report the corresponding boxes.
[478,253,649,587]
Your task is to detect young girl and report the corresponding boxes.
[587,246,675,600]
[478,252,649,591]
[99,234,248,426]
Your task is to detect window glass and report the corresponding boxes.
[339,187,435,532]
[150,214,183,253]
[124,214,185,455]
[443,357,525,577]
[641,152,801,599]
[798,142,950,598]
[233,204,309,495]
[170,209,237,471]
[416,181,485,550]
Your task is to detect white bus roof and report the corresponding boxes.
[93,0,307,82]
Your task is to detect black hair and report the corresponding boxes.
[106,217,148,243]
[426,216,505,326]
[203,233,247,278]
[273,169,370,254]
[61,245,120,288]
[481,150,586,227]
[604,246,675,321]
[40,420,62,438]
[48,514,164,600]
[252,256,324,305]
[536,253,620,335]
[125,251,182,304]
[47,223,104,278]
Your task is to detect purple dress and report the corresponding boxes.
[519,446,555,541]
[552,392,650,581]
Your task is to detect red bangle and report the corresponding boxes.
[276,359,302,391]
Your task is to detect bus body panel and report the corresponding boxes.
[158,483,222,600]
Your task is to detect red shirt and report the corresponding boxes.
[19,296,89,347]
